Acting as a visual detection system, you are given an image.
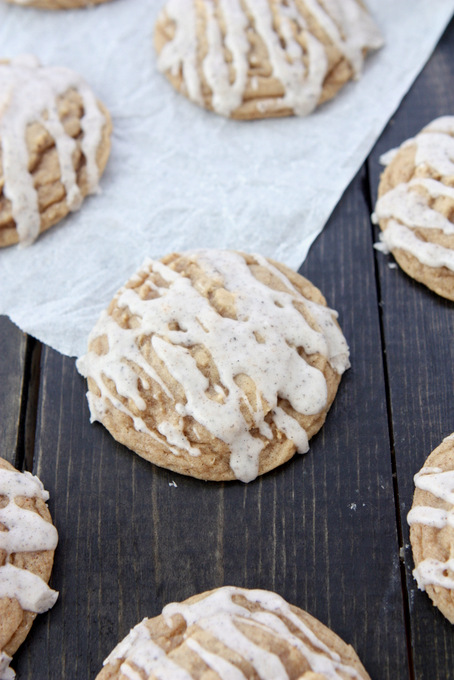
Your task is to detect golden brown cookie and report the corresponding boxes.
[4,0,111,8]
[0,55,112,247]
[407,434,454,623]
[96,586,371,680]
[0,457,59,679]
[373,116,454,301]
[154,0,383,120]
[77,249,350,482]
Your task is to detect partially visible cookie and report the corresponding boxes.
[407,434,454,623]
[0,457,59,679]
[77,250,350,483]
[373,116,454,301]
[96,586,371,680]
[4,0,111,8]
[154,0,383,120]
[0,54,112,247]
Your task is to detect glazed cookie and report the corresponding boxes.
[154,0,383,120]
[0,55,112,247]
[373,116,454,301]
[77,249,350,483]
[0,457,59,679]
[407,434,454,623]
[96,586,371,680]
[4,0,111,8]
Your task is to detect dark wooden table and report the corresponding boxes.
[1,16,453,680]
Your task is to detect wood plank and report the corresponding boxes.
[12,164,409,679]
[298,166,408,680]
[368,16,454,680]
[0,314,28,465]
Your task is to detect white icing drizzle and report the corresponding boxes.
[375,221,454,272]
[413,467,454,505]
[0,467,58,611]
[407,506,452,530]
[186,638,247,680]
[104,619,192,680]
[302,0,382,77]
[414,131,454,176]
[104,587,362,680]
[408,464,454,592]
[203,0,250,117]
[271,405,309,452]
[374,180,454,235]
[374,116,454,271]
[0,652,15,680]
[0,467,58,680]
[0,562,58,613]
[77,250,349,482]
[413,558,454,592]
[423,116,454,135]
[157,0,383,117]
[157,0,204,106]
[0,55,106,246]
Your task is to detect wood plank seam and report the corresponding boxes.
[366,159,416,680]
[16,336,43,473]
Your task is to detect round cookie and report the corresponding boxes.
[77,249,350,483]
[0,457,59,679]
[4,0,111,8]
[407,434,454,623]
[154,0,383,120]
[0,54,112,247]
[96,586,371,680]
[373,116,454,301]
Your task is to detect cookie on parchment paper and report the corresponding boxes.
[0,457,59,680]
[0,55,112,247]
[373,116,454,301]
[96,586,371,680]
[407,433,454,624]
[154,0,383,120]
[4,0,111,8]
[77,249,350,483]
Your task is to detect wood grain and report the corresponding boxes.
[0,315,27,465]
[12,169,409,680]
[3,13,454,680]
[368,15,454,680]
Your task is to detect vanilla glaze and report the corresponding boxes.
[408,450,454,592]
[0,468,58,610]
[0,465,58,680]
[77,250,350,482]
[373,116,454,272]
[103,586,364,680]
[0,55,106,246]
[156,0,383,117]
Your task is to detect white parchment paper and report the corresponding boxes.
[0,0,453,357]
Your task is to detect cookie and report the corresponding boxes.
[96,586,371,680]
[0,457,59,679]
[4,0,111,8]
[373,116,454,301]
[407,433,454,623]
[154,0,383,120]
[77,249,350,482]
[0,54,112,247]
